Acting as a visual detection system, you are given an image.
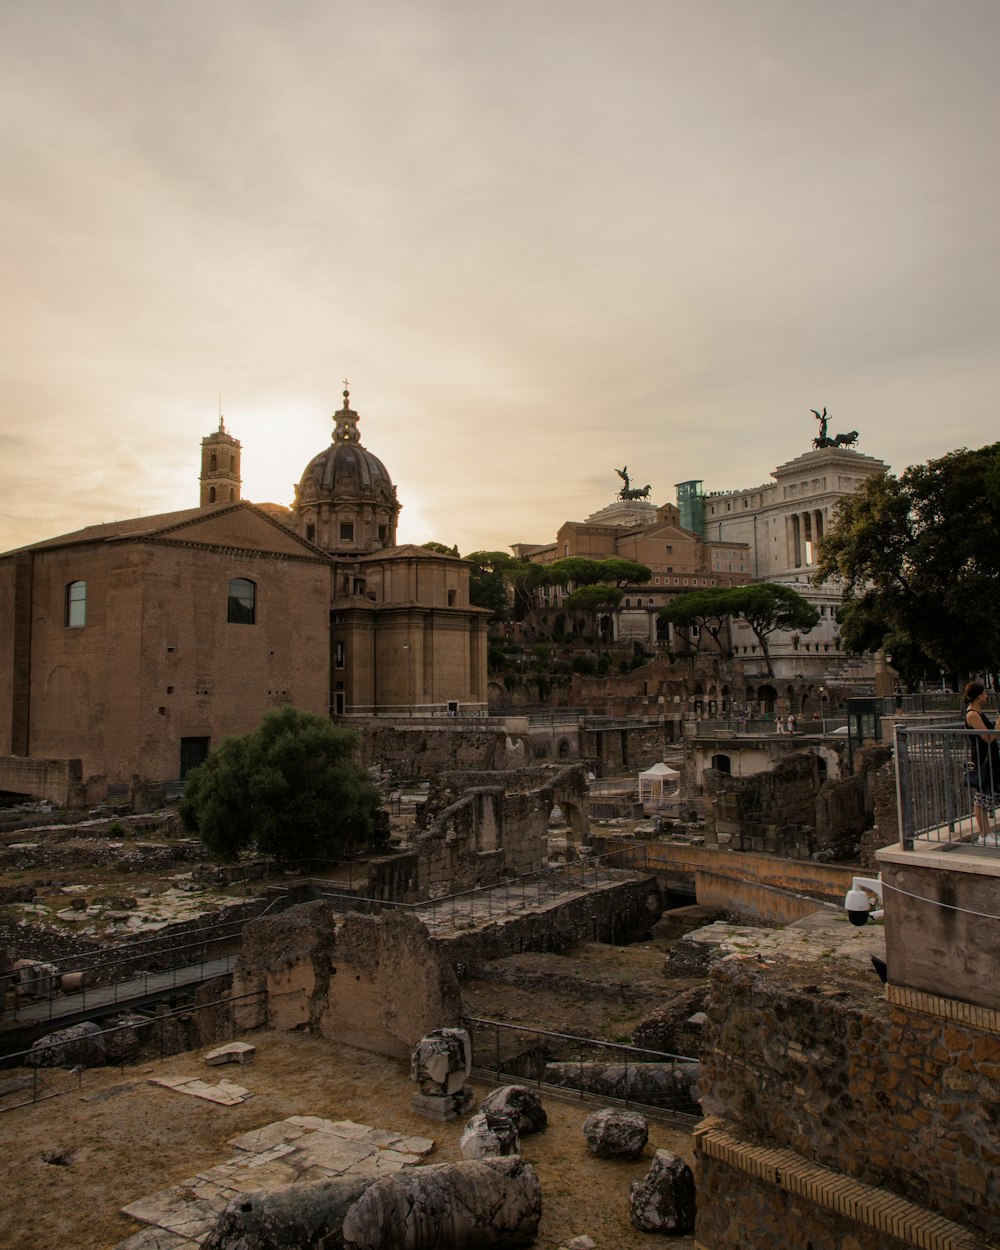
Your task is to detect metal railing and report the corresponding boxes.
[308,845,652,931]
[688,717,849,737]
[895,724,999,851]
[1,931,244,1024]
[0,989,267,1113]
[461,1015,700,1119]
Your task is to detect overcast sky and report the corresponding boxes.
[2,0,998,556]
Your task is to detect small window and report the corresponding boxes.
[228,578,256,624]
[65,580,87,628]
[340,521,354,542]
[378,524,387,543]
[208,486,217,503]
[210,452,218,472]
[306,523,316,542]
[335,640,345,668]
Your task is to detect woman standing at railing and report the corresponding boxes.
[964,682,1000,839]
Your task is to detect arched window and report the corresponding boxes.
[227,578,256,624]
[711,754,732,774]
[210,452,218,471]
[208,486,217,503]
[65,580,87,628]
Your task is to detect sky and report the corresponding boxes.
[2,0,999,557]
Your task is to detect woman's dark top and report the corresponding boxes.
[967,708,1000,795]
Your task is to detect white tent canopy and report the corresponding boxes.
[638,761,680,802]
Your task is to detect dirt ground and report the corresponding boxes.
[0,1029,696,1250]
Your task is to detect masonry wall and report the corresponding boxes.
[582,723,669,773]
[696,958,1000,1243]
[0,756,84,806]
[358,724,509,774]
[695,1131,945,1250]
[590,837,857,921]
[18,540,331,790]
[700,750,870,861]
[231,900,463,1058]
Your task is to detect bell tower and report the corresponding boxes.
[199,413,242,506]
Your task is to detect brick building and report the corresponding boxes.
[512,494,752,652]
[0,389,488,802]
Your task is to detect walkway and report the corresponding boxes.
[1,956,236,1035]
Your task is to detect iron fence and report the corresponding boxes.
[1,931,244,1024]
[691,717,849,736]
[0,989,267,1113]
[895,724,1000,851]
[310,845,652,931]
[461,1015,700,1119]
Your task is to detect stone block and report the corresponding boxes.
[205,1042,256,1066]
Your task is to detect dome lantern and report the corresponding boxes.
[293,386,400,554]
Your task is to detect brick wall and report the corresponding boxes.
[696,958,1000,1244]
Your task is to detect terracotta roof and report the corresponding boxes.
[0,502,321,558]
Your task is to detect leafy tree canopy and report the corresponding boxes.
[815,443,1000,682]
[541,557,652,588]
[465,550,522,618]
[658,587,731,651]
[659,583,819,675]
[562,583,625,612]
[179,706,383,862]
[421,541,460,556]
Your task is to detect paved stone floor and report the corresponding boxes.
[115,1115,435,1248]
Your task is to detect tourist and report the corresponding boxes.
[964,682,1000,839]
[786,713,795,735]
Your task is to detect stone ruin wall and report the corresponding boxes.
[701,751,876,861]
[410,764,589,900]
[582,723,672,775]
[696,958,1000,1245]
[0,754,86,807]
[438,872,662,967]
[232,901,463,1059]
[357,725,513,775]
[229,877,661,1058]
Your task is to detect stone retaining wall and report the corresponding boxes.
[696,958,1000,1243]
[0,755,86,807]
[437,873,662,966]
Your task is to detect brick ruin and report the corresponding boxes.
[694,957,999,1248]
[699,744,891,862]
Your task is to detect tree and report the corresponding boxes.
[725,584,820,678]
[179,706,383,862]
[815,443,1000,684]
[562,583,624,643]
[543,556,652,589]
[465,550,521,619]
[421,541,459,556]
[658,583,818,675]
[658,588,731,655]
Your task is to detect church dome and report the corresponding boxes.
[294,388,400,553]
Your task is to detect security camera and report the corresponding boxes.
[843,876,884,927]
[844,885,873,926]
